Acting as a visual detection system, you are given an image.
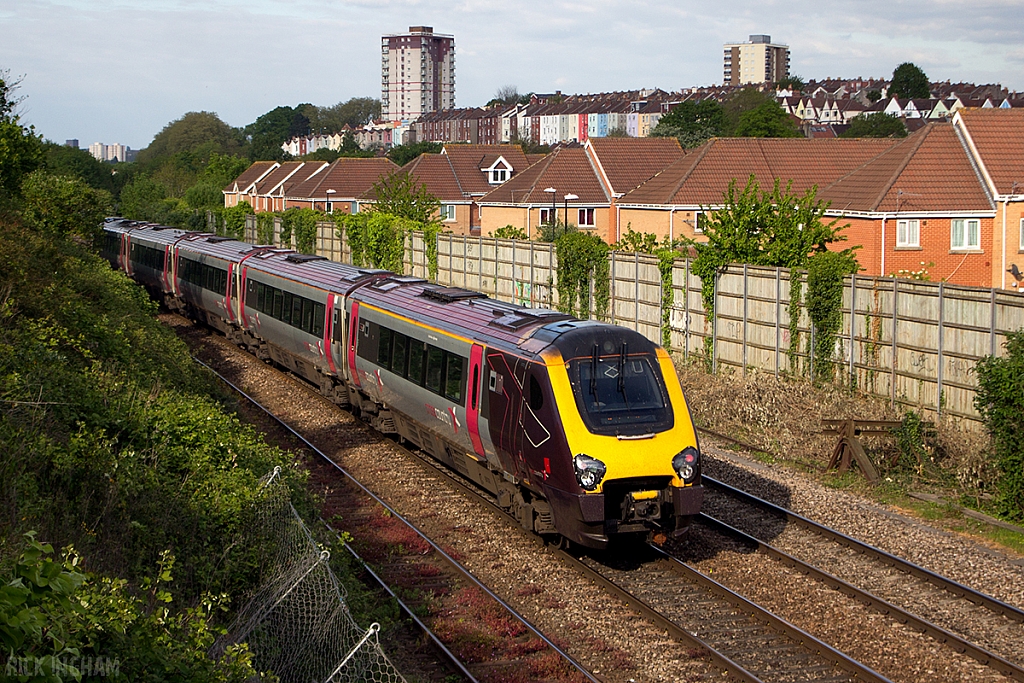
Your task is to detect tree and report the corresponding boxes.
[866,90,883,103]
[650,99,726,147]
[387,141,442,167]
[306,97,382,132]
[776,75,805,92]
[119,175,168,220]
[840,112,908,138]
[733,100,801,138]
[889,62,930,99]
[975,330,1024,521]
[487,84,521,107]
[20,170,112,241]
[369,171,439,224]
[42,142,117,193]
[245,105,311,160]
[135,111,243,166]
[0,71,42,204]
[722,87,775,134]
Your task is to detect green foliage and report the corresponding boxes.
[0,114,42,206]
[184,181,225,209]
[776,75,805,91]
[20,170,113,242]
[41,142,118,194]
[975,330,1024,521]
[281,206,321,253]
[840,112,908,139]
[788,273,803,373]
[866,90,883,103]
[890,411,933,477]
[304,97,382,133]
[220,201,255,241]
[0,535,261,682]
[693,176,855,371]
[806,250,858,382]
[650,99,725,147]
[369,171,440,224]
[556,231,609,320]
[614,227,683,349]
[537,220,576,243]
[0,218,307,598]
[256,212,276,245]
[423,221,443,281]
[337,212,418,273]
[733,99,801,138]
[722,87,775,135]
[889,62,930,99]
[490,225,529,240]
[386,141,442,167]
[136,112,243,167]
[119,175,168,220]
[245,105,310,161]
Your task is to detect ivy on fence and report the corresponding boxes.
[556,231,609,320]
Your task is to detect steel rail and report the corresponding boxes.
[194,356,599,683]
[696,512,1024,681]
[703,475,1024,626]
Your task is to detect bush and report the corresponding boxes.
[20,170,112,243]
[975,330,1024,521]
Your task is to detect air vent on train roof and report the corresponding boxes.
[419,287,487,304]
[285,253,327,264]
[206,236,234,243]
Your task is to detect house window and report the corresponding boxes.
[325,201,333,214]
[896,219,920,248]
[694,213,704,235]
[578,208,595,227]
[491,169,507,183]
[1019,217,1024,252]
[539,208,553,225]
[950,219,980,250]
[440,204,456,222]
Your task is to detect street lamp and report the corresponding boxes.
[543,187,556,231]
[325,188,336,213]
[563,193,578,236]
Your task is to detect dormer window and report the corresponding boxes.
[484,157,513,185]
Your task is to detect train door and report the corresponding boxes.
[331,296,347,380]
[466,343,487,459]
[120,233,131,274]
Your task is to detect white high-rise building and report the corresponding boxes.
[723,35,790,86]
[88,142,131,162]
[382,26,455,122]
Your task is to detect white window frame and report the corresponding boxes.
[491,169,507,183]
[577,208,595,227]
[694,212,705,235]
[440,204,456,222]
[1019,217,1024,252]
[539,208,553,225]
[950,218,980,250]
[896,219,920,248]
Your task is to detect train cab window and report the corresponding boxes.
[569,353,673,436]
[425,346,444,393]
[408,341,426,385]
[445,356,465,403]
[377,327,393,367]
[528,374,544,411]
[391,333,408,377]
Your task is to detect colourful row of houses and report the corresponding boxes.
[225,108,1024,292]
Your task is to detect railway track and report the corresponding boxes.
[193,355,599,683]
[699,475,1024,680]
[177,315,1024,682]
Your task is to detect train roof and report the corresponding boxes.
[352,275,581,356]
[242,250,387,294]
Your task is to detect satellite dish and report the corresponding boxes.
[1008,263,1023,282]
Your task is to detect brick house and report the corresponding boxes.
[283,157,399,214]
[222,161,277,208]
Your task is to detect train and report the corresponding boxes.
[100,218,703,549]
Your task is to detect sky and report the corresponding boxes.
[2,0,1023,150]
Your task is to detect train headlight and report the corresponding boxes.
[573,454,607,491]
[672,446,701,484]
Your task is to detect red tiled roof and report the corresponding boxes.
[622,137,896,206]
[442,144,530,195]
[224,161,276,193]
[956,108,1024,196]
[586,137,684,196]
[253,162,325,195]
[820,123,992,213]
[359,154,467,203]
[479,147,610,205]
[286,157,398,200]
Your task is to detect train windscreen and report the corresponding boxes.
[567,350,673,436]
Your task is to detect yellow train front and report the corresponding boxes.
[529,321,703,548]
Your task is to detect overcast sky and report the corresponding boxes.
[2,0,1023,150]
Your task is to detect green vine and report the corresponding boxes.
[280,207,321,254]
[787,271,804,375]
[422,222,442,281]
[256,212,276,245]
[657,251,675,349]
[806,251,858,383]
[336,212,417,273]
[556,231,609,319]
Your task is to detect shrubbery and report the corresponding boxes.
[975,330,1024,521]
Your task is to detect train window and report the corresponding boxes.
[529,374,544,411]
[445,354,465,404]
[301,298,314,334]
[408,341,426,385]
[291,296,303,329]
[377,327,393,367]
[272,289,283,319]
[312,303,325,338]
[471,365,479,410]
[425,346,444,393]
[391,333,408,377]
[281,292,292,325]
